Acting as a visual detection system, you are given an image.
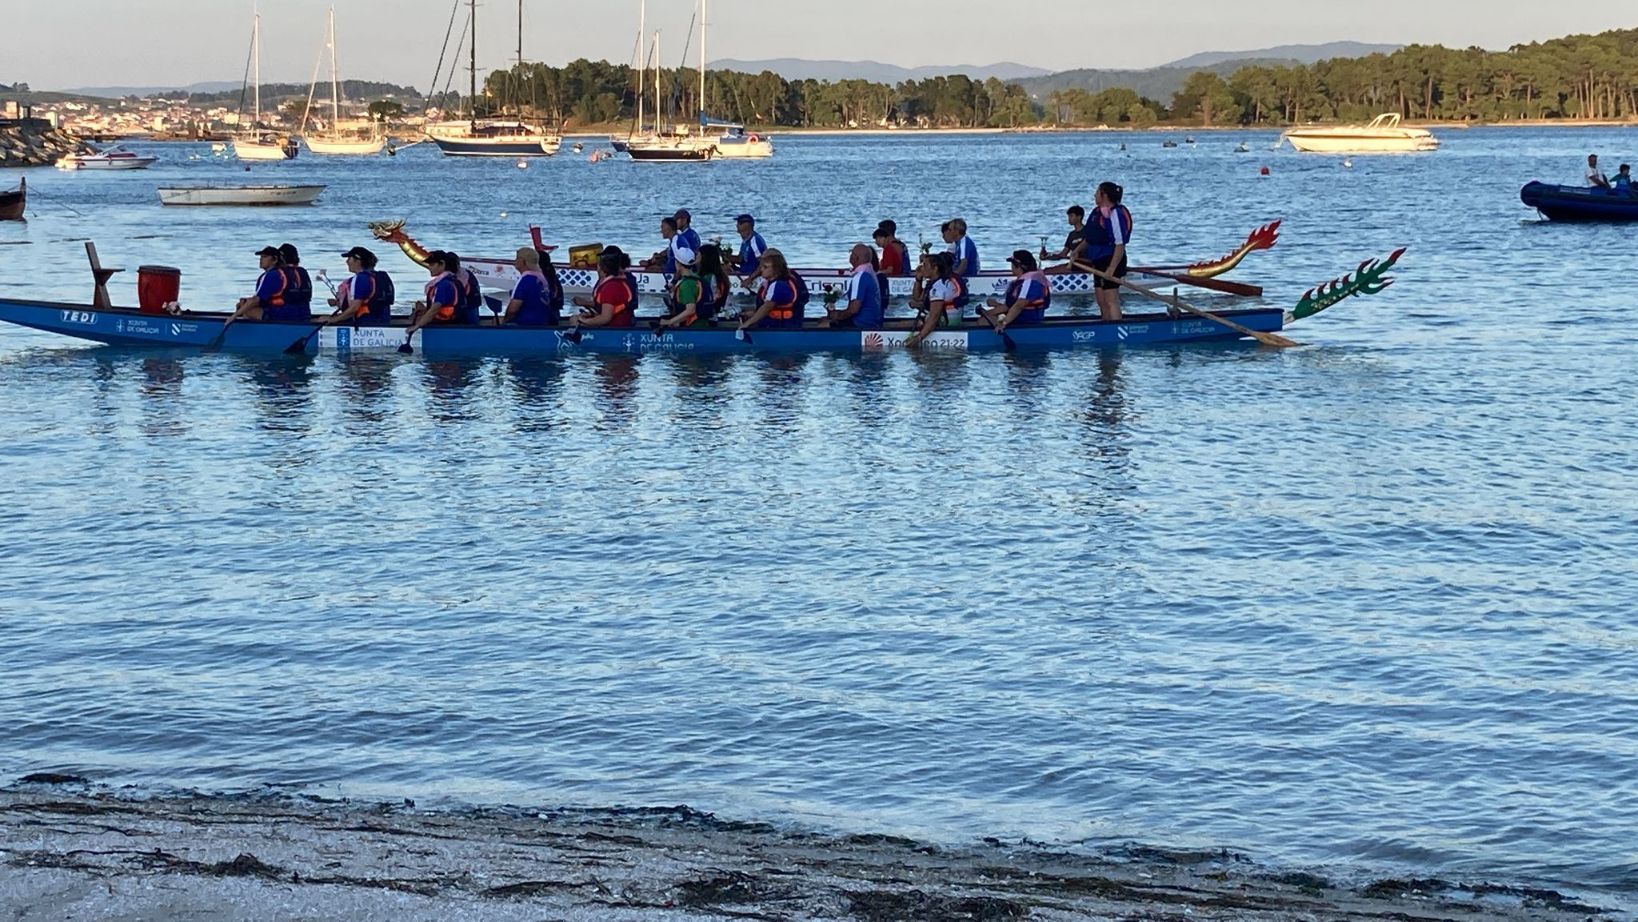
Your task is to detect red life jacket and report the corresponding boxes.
[593,275,635,327]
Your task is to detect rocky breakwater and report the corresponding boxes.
[0,121,83,167]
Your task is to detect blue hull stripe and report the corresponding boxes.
[0,298,1288,356]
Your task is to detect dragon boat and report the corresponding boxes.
[366,220,1282,300]
[0,250,1402,357]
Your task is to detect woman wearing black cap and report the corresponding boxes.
[277,243,313,320]
[229,246,289,322]
[983,250,1051,333]
[325,246,392,326]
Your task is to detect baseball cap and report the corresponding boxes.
[1006,249,1037,270]
[341,246,376,261]
[735,213,754,224]
[277,243,300,263]
[254,246,281,257]
[672,246,697,266]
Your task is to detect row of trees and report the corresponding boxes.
[470,28,1638,129]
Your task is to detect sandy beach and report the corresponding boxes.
[0,781,1617,921]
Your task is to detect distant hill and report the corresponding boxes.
[1009,43,1402,104]
[57,81,244,98]
[710,58,1053,83]
[1160,42,1402,69]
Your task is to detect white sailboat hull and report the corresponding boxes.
[713,137,773,159]
[305,136,387,156]
[56,155,158,171]
[233,140,298,161]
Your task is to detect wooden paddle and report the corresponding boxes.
[204,317,235,351]
[1136,268,1263,298]
[977,305,1017,352]
[1073,260,1300,348]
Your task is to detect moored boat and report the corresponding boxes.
[232,13,300,162]
[157,184,325,206]
[1282,113,1438,153]
[55,145,159,170]
[300,7,388,157]
[1520,181,1638,222]
[427,1,562,157]
[0,177,23,221]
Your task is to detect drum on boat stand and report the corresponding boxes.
[137,265,182,314]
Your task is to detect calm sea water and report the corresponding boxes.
[2,128,1637,899]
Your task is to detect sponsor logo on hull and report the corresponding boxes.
[861,330,968,352]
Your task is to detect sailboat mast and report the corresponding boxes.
[517,0,523,67]
[654,31,661,132]
[636,0,645,134]
[468,0,477,127]
[252,12,261,128]
[329,7,340,129]
[698,0,706,125]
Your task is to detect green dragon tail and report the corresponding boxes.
[1286,247,1406,324]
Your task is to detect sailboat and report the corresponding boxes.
[625,31,713,162]
[627,0,770,162]
[233,12,300,162]
[428,0,561,157]
[612,0,657,153]
[302,7,385,156]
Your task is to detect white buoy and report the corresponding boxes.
[1343,158,1354,169]
[516,159,528,169]
[499,211,508,218]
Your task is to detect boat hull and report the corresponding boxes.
[56,155,158,170]
[157,185,325,206]
[233,139,299,161]
[0,298,1286,356]
[430,136,561,157]
[713,139,773,159]
[1284,132,1438,153]
[1520,181,1638,222]
[304,136,386,156]
[0,180,22,221]
[627,142,714,162]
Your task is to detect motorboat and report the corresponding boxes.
[0,177,23,221]
[1520,181,1638,222]
[1282,113,1438,153]
[55,145,158,170]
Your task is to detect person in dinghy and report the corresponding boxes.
[982,250,1051,333]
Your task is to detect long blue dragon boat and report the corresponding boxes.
[0,250,1403,357]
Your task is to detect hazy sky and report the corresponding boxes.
[9,1,1635,91]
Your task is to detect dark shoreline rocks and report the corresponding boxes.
[0,121,85,167]
[0,786,1620,921]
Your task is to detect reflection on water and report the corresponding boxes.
[4,128,1638,897]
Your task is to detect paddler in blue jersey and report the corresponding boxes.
[819,244,883,329]
[983,250,1051,332]
[945,217,979,278]
[277,243,313,319]
[734,213,767,290]
[228,246,292,322]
